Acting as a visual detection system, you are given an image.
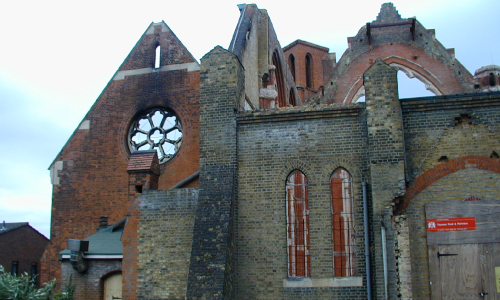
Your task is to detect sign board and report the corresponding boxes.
[426,217,476,232]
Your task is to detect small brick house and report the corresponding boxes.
[0,222,49,286]
[43,3,500,300]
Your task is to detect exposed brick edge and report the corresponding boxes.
[401,155,500,209]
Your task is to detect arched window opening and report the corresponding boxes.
[272,50,286,107]
[289,89,297,107]
[286,170,310,277]
[396,70,436,98]
[331,168,356,277]
[305,53,313,88]
[155,45,161,69]
[489,73,496,87]
[289,54,296,81]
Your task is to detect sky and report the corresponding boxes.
[0,0,499,238]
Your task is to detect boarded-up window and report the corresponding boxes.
[331,168,356,276]
[286,170,310,277]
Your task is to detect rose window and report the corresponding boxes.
[128,108,182,164]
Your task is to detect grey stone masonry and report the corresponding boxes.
[186,46,244,300]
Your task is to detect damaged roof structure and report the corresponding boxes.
[42,3,500,300]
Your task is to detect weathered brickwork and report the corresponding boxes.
[401,93,500,183]
[322,3,473,104]
[186,46,244,299]
[0,224,49,286]
[135,188,199,299]
[364,59,405,300]
[283,40,330,101]
[44,3,500,300]
[235,104,369,299]
[43,21,200,290]
[405,168,500,299]
[61,260,122,300]
[399,92,500,299]
[392,215,411,299]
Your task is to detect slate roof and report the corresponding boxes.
[60,218,126,258]
[0,222,29,234]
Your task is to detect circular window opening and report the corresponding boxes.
[128,108,182,164]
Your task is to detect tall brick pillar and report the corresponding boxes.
[186,46,243,300]
[364,58,407,299]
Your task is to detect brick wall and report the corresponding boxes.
[134,188,199,299]
[0,225,48,286]
[323,3,473,104]
[235,103,368,299]
[283,40,330,100]
[61,260,122,300]
[398,92,500,299]
[43,21,200,284]
[405,168,500,299]
[185,46,243,299]
[364,59,405,300]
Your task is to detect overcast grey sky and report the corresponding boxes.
[0,0,498,238]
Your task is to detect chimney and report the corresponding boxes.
[100,216,108,228]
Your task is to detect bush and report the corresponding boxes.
[0,265,73,300]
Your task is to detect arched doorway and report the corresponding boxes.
[103,272,122,300]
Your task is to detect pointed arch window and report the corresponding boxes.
[289,54,296,81]
[489,72,496,87]
[330,168,356,277]
[305,53,313,88]
[286,170,310,277]
[155,45,161,69]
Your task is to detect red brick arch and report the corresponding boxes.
[401,155,500,210]
[330,43,471,104]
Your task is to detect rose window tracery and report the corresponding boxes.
[128,108,182,164]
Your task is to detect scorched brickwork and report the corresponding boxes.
[43,3,500,300]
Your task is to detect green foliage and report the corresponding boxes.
[0,265,74,300]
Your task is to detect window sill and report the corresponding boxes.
[283,276,363,288]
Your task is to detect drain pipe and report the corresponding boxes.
[381,218,388,299]
[363,182,372,300]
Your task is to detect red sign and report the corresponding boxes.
[426,217,476,232]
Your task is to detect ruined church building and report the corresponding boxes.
[42,3,500,300]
